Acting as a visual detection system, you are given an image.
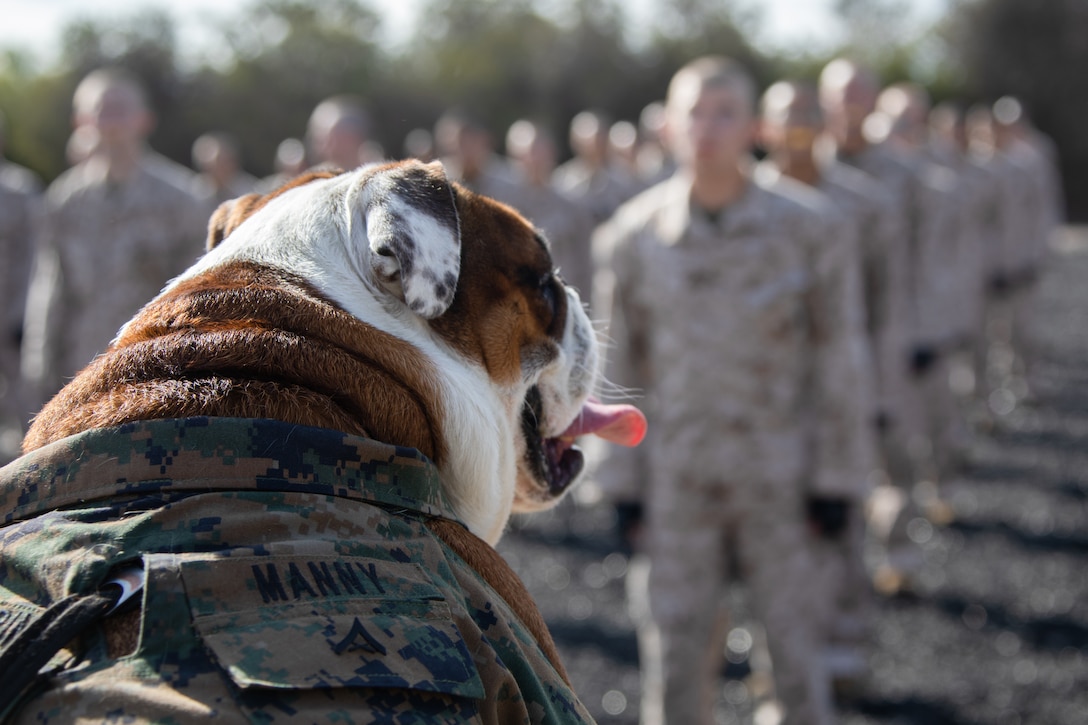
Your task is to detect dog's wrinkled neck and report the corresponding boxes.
[23,262,447,464]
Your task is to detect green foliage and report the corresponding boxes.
[192,0,385,175]
[0,69,76,182]
[0,0,1082,217]
[402,0,578,139]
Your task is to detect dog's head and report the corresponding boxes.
[181,160,644,543]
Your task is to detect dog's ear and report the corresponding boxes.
[358,160,461,319]
[206,194,262,250]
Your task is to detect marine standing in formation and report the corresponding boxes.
[20,67,210,411]
[593,55,874,725]
[757,78,889,684]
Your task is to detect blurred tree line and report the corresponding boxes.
[1,0,1085,219]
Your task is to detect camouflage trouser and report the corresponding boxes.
[896,350,969,484]
[1009,279,1041,383]
[982,274,1041,393]
[807,501,873,646]
[628,479,834,725]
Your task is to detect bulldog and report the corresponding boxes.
[22,159,645,544]
[1,160,645,721]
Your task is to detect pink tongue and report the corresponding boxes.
[560,397,647,447]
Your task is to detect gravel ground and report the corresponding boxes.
[496,228,1088,725]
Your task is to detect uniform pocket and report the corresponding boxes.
[179,555,485,700]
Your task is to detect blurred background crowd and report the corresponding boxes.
[0,1,1082,723]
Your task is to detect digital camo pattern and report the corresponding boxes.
[937,150,1003,342]
[817,159,903,421]
[912,160,968,348]
[831,142,941,476]
[20,153,212,407]
[999,136,1064,374]
[593,172,875,503]
[1002,138,1058,275]
[0,417,593,724]
[591,172,872,725]
[832,142,920,351]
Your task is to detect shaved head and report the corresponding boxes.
[819,58,879,108]
[667,55,756,116]
[878,83,930,121]
[307,94,371,169]
[761,80,821,126]
[759,80,824,180]
[662,55,758,186]
[73,67,148,117]
[930,100,967,151]
[876,82,932,147]
[71,67,154,154]
[819,58,882,152]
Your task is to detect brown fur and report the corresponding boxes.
[433,190,565,385]
[23,263,446,461]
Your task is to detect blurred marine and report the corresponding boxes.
[593,56,873,725]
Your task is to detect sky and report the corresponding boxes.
[0,0,949,71]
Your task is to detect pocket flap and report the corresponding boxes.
[180,556,485,699]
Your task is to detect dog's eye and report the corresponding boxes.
[539,274,566,334]
[540,274,559,313]
[519,267,564,333]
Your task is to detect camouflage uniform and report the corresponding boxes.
[904,158,970,478]
[593,171,873,725]
[937,148,1001,352]
[829,144,918,470]
[809,160,898,426]
[0,162,42,460]
[20,153,210,407]
[976,151,1034,291]
[1001,136,1063,382]
[758,160,889,652]
[1004,136,1060,279]
[836,145,966,468]
[830,141,973,588]
[0,416,594,724]
[962,147,1035,397]
[930,146,1003,394]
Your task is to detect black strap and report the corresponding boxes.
[0,589,120,712]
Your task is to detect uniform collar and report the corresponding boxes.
[0,417,461,526]
[658,166,769,246]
